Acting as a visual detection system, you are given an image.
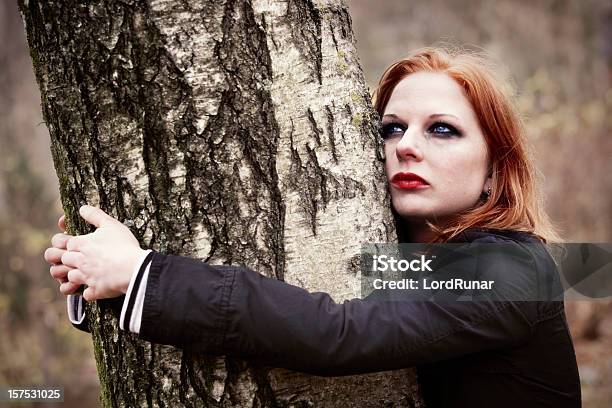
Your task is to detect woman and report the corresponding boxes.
[44,47,581,407]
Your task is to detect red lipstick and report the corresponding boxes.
[391,172,429,190]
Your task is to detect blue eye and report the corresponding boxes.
[381,122,406,139]
[428,122,460,137]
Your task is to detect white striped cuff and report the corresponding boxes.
[120,250,154,333]
[67,293,86,325]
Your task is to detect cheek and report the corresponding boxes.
[383,143,396,177]
[432,145,488,196]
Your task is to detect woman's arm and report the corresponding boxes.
[133,250,539,377]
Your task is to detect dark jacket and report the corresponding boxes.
[72,229,581,407]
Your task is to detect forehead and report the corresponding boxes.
[384,72,474,118]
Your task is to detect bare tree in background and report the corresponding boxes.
[19,0,423,406]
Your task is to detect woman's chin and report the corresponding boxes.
[394,209,435,221]
[394,207,455,226]
[392,200,435,219]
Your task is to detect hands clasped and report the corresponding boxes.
[43,205,148,301]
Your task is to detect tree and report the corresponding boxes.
[19,0,422,406]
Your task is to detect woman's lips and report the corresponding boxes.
[391,180,430,190]
[390,172,429,190]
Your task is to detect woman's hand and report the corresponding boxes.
[44,205,148,301]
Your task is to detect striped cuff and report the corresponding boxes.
[67,293,86,325]
[120,250,154,333]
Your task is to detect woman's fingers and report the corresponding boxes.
[51,232,72,249]
[83,286,97,302]
[61,251,85,269]
[60,281,82,295]
[66,235,89,252]
[67,269,87,286]
[44,247,66,265]
[50,213,80,296]
[50,263,72,280]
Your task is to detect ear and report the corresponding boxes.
[483,176,493,195]
[483,161,494,192]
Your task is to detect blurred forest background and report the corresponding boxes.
[1,0,610,406]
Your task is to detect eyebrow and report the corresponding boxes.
[382,113,460,120]
[430,113,460,120]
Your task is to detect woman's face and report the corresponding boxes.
[382,71,491,226]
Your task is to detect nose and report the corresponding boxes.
[395,128,424,162]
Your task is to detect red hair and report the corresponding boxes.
[373,47,560,243]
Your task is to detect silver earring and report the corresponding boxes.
[486,186,492,198]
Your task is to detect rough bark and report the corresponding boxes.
[19,0,422,406]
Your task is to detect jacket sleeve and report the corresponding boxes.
[138,241,542,377]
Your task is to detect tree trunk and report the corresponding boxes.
[19,0,423,406]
